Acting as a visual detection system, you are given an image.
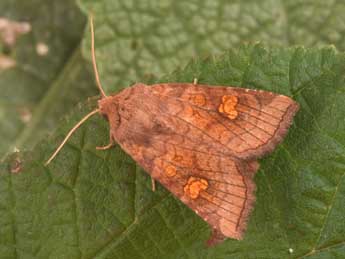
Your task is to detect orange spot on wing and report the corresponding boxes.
[184,176,209,199]
[190,94,206,106]
[173,154,184,162]
[184,105,194,117]
[218,95,239,120]
[164,165,177,177]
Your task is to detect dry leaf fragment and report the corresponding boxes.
[0,17,31,47]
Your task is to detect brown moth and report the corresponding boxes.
[46,16,299,246]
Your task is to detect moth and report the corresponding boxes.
[46,16,299,246]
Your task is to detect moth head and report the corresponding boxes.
[98,85,133,116]
[98,96,118,120]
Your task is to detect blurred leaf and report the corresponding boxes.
[1,44,344,258]
[0,0,97,158]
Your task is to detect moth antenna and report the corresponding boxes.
[45,109,100,166]
[89,14,107,98]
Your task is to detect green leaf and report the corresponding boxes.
[1,44,345,258]
[79,0,345,93]
[0,0,97,158]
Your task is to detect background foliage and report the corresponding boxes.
[1,0,345,258]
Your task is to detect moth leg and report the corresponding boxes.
[96,135,115,150]
[151,177,156,192]
[193,78,198,85]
